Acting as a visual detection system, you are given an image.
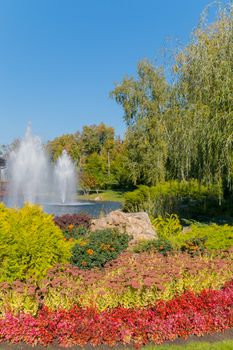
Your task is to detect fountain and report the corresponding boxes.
[54,150,76,203]
[3,125,121,217]
[7,125,50,205]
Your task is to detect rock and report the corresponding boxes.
[90,210,157,243]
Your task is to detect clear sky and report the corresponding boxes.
[0,0,228,144]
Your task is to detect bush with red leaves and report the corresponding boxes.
[54,213,91,231]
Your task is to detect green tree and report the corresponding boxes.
[110,139,133,188]
[171,5,233,191]
[79,171,97,194]
[83,152,107,193]
[47,133,81,162]
[111,4,233,192]
[111,60,170,185]
[81,123,114,155]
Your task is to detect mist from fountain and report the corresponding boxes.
[54,150,76,203]
[6,125,77,207]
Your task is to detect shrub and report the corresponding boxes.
[54,213,91,231]
[152,214,182,239]
[133,238,173,256]
[70,229,131,269]
[0,203,71,282]
[180,237,207,256]
[124,180,221,217]
[173,223,233,252]
[123,185,152,213]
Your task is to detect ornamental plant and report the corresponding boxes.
[54,213,91,231]
[152,214,182,239]
[172,223,233,252]
[0,279,232,347]
[132,238,173,256]
[54,213,92,239]
[0,281,40,316]
[0,250,232,315]
[124,180,220,217]
[0,203,71,282]
[70,229,131,269]
[42,251,233,311]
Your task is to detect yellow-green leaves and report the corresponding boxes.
[0,203,71,282]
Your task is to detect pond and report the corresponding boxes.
[42,200,122,217]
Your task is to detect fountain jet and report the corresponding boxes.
[6,125,77,206]
[54,150,76,203]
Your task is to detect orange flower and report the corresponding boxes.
[68,224,74,231]
[69,238,73,242]
[86,248,94,255]
[81,261,87,266]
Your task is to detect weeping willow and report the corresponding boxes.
[170,4,233,192]
[112,3,233,192]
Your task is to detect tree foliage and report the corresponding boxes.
[111,4,233,192]
[111,60,170,186]
[171,5,233,188]
[46,4,232,194]
[47,123,129,192]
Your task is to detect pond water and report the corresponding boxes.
[0,193,122,218]
[41,200,122,218]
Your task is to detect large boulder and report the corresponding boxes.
[90,210,157,243]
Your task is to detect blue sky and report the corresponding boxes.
[0,0,228,144]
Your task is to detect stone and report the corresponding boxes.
[90,210,157,243]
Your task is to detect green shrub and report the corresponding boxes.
[174,223,233,252]
[152,214,182,239]
[124,180,221,218]
[63,225,88,240]
[123,185,151,213]
[71,229,131,269]
[133,237,173,256]
[180,237,207,256]
[0,203,71,282]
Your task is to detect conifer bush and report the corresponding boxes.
[0,203,71,282]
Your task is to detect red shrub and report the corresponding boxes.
[54,213,91,231]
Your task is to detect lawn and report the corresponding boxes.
[79,189,125,202]
[143,340,233,349]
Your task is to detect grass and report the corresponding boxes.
[142,340,233,349]
[79,189,125,203]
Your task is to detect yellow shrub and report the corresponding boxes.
[0,203,71,282]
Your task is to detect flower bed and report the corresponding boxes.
[0,206,232,347]
[1,251,232,315]
[0,279,232,347]
[41,251,233,311]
